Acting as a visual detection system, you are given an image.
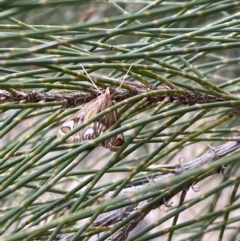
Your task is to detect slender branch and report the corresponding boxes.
[56,139,240,241]
[0,88,226,107]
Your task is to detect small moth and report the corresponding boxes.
[57,87,124,151]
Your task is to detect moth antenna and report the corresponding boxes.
[117,63,133,89]
[80,64,101,93]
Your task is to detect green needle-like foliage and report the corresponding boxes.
[1,1,240,241]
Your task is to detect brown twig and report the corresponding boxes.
[55,139,240,241]
[0,88,226,108]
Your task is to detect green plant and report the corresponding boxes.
[1,1,240,241]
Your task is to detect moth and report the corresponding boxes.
[57,87,124,151]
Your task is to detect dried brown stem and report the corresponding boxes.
[0,88,225,108]
[56,139,240,241]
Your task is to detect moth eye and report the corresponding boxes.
[61,126,71,134]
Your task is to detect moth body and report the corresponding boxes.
[57,87,124,151]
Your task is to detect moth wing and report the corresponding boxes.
[102,108,124,151]
[57,88,124,151]
[57,92,111,142]
[103,133,124,151]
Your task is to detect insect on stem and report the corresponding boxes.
[57,64,128,151]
